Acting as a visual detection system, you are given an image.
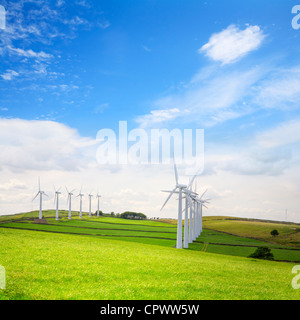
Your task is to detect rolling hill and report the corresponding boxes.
[0,211,299,300]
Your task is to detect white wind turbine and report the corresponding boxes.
[33,178,48,220]
[190,188,209,238]
[53,186,62,221]
[182,181,198,248]
[66,187,75,220]
[197,190,210,236]
[160,163,197,249]
[77,186,84,219]
[88,193,93,218]
[96,192,101,217]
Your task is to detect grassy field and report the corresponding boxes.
[202,216,300,247]
[0,212,300,300]
[0,227,299,300]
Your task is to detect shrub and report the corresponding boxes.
[270,229,279,237]
[248,246,274,260]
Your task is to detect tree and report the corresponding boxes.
[270,229,279,237]
[120,211,147,220]
[248,246,274,260]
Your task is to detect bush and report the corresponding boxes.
[248,246,274,260]
[270,229,279,237]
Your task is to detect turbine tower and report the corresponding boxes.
[198,190,210,236]
[53,186,61,221]
[33,178,48,220]
[77,186,84,219]
[66,187,75,220]
[88,193,93,218]
[183,182,197,248]
[96,193,101,217]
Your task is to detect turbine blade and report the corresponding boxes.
[38,177,40,191]
[65,186,69,194]
[200,189,208,199]
[187,167,202,189]
[160,187,177,211]
[161,190,179,193]
[32,192,39,201]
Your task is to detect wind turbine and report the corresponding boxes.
[33,178,48,220]
[161,163,196,249]
[53,186,61,221]
[197,190,210,236]
[66,187,75,219]
[183,181,198,248]
[88,193,93,218]
[77,186,84,219]
[96,192,101,217]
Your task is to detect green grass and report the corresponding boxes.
[203,216,300,247]
[188,229,300,262]
[0,228,299,300]
[1,213,299,262]
[1,212,300,300]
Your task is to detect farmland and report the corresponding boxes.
[0,212,300,300]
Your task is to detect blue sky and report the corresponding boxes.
[1,0,300,221]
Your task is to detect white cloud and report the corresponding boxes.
[256,119,300,148]
[136,67,263,128]
[254,68,300,110]
[98,20,110,29]
[7,45,53,59]
[199,24,265,64]
[136,108,181,128]
[0,179,26,190]
[93,103,109,114]
[0,69,18,80]
[0,118,97,173]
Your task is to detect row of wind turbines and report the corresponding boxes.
[32,164,209,250]
[160,164,210,249]
[33,179,102,220]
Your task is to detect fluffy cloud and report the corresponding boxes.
[0,118,97,173]
[199,24,265,65]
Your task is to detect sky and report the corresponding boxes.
[1,0,300,222]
